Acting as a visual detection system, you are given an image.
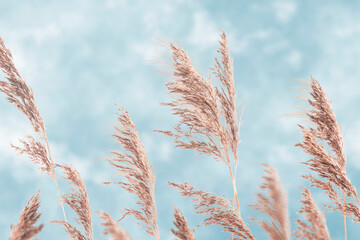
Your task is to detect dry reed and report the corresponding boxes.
[104,107,159,239]
[3,29,360,240]
[171,206,196,240]
[157,30,250,238]
[0,37,68,224]
[97,211,131,240]
[169,182,254,240]
[157,31,239,167]
[296,77,360,227]
[0,38,45,135]
[250,164,290,240]
[293,187,331,240]
[52,164,93,240]
[0,37,53,177]
[9,191,43,240]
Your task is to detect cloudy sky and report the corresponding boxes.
[1,0,360,239]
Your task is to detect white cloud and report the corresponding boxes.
[132,40,161,62]
[27,23,61,45]
[49,141,106,184]
[106,0,127,8]
[142,3,176,32]
[229,29,275,54]
[0,117,30,158]
[187,11,220,50]
[2,3,89,47]
[346,120,360,168]
[0,114,100,183]
[0,115,41,182]
[263,38,288,54]
[312,41,360,106]
[142,133,174,162]
[286,49,302,69]
[158,141,172,160]
[331,9,360,38]
[333,23,360,37]
[268,144,295,164]
[273,1,297,22]
[307,5,360,108]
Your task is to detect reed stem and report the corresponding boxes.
[42,132,69,236]
[223,147,241,217]
[343,191,347,240]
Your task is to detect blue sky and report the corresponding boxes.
[1,0,360,239]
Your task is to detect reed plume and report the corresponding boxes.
[0,37,67,222]
[0,37,53,177]
[9,190,43,240]
[157,30,244,228]
[53,164,93,240]
[250,164,290,240]
[212,31,239,162]
[296,77,360,225]
[293,187,330,240]
[0,38,45,135]
[169,182,254,240]
[157,30,239,166]
[157,41,224,162]
[171,206,195,240]
[104,107,159,239]
[97,211,131,240]
[11,136,53,177]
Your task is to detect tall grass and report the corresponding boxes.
[9,191,43,240]
[0,31,358,239]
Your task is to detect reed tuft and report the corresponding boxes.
[104,107,159,239]
[9,191,43,240]
[250,164,290,240]
[171,206,196,240]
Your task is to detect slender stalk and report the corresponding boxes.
[53,173,67,223]
[223,147,241,217]
[228,165,241,217]
[151,182,160,240]
[0,36,70,238]
[223,144,243,240]
[231,160,239,240]
[234,153,239,210]
[42,133,67,223]
[343,191,347,240]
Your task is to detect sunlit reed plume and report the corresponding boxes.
[0,37,67,223]
[98,211,131,240]
[250,164,290,240]
[169,181,254,240]
[104,108,159,239]
[9,191,43,240]
[293,187,330,240]
[53,164,93,240]
[296,77,360,226]
[171,206,196,240]
[157,31,244,229]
